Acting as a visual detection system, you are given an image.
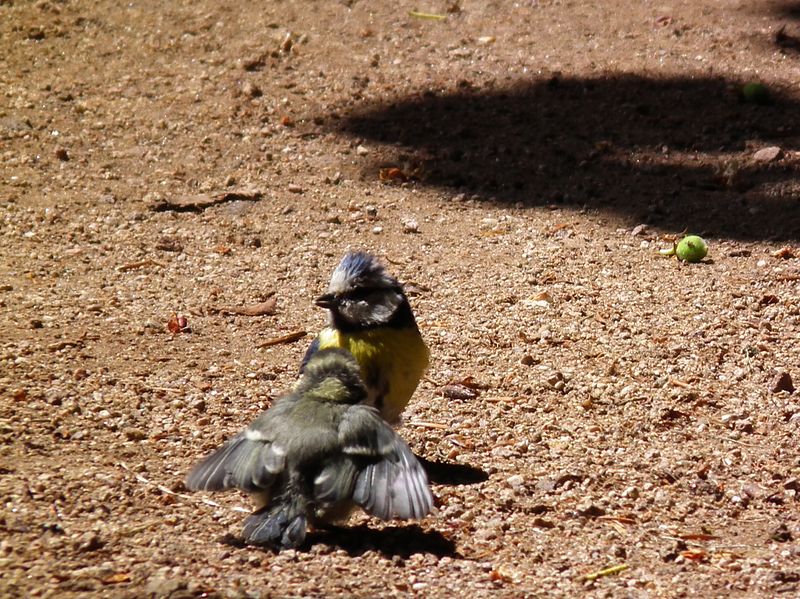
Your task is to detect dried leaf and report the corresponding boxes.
[772,246,796,259]
[149,189,263,212]
[167,314,189,334]
[680,549,709,562]
[256,330,308,348]
[440,384,480,400]
[379,167,408,182]
[102,573,131,585]
[678,533,719,541]
[446,375,489,390]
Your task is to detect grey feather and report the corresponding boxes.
[341,406,434,520]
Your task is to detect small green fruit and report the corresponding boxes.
[742,82,770,105]
[676,235,708,263]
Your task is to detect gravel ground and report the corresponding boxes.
[2,1,800,597]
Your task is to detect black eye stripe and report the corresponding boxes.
[343,288,377,301]
[342,286,401,301]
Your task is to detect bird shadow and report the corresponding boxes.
[416,455,489,486]
[334,73,800,241]
[219,524,459,558]
[307,523,459,558]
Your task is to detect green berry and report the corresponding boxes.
[676,235,708,263]
[742,82,770,105]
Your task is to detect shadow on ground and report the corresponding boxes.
[418,455,488,486]
[308,524,458,558]
[335,74,800,241]
[767,0,800,21]
[222,525,458,558]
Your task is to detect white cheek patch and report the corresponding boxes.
[340,291,403,326]
[341,299,374,324]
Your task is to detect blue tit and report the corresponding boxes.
[185,348,433,550]
[301,251,430,424]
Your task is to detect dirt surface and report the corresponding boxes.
[2,0,800,597]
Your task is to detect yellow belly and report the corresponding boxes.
[316,326,429,424]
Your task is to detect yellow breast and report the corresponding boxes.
[316,326,429,424]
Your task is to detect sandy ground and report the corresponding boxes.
[2,0,800,597]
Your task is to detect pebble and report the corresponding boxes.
[506,474,525,489]
[287,184,303,194]
[356,145,369,156]
[770,371,795,394]
[124,428,147,441]
[752,146,781,163]
[401,217,419,233]
[242,81,262,98]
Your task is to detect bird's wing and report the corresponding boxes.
[336,406,433,520]
[185,418,287,493]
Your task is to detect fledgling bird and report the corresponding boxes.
[185,348,433,550]
[301,251,429,424]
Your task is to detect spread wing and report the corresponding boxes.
[324,406,433,520]
[185,416,287,493]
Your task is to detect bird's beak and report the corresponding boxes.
[315,293,337,309]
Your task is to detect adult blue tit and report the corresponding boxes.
[301,251,429,424]
[185,348,433,550]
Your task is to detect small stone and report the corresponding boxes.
[575,502,605,518]
[771,524,793,543]
[401,217,419,233]
[145,575,187,597]
[771,371,795,394]
[123,428,147,441]
[371,226,383,234]
[55,148,69,161]
[532,517,555,528]
[506,474,525,489]
[356,145,369,156]
[621,486,640,499]
[753,146,782,163]
[75,532,104,552]
[287,184,303,194]
[242,81,262,98]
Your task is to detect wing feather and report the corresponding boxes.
[340,407,433,520]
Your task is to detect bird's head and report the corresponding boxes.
[297,348,367,404]
[316,251,407,329]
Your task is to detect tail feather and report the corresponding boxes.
[242,495,308,549]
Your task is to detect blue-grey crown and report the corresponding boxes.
[331,251,396,289]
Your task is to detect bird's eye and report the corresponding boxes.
[344,288,374,302]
